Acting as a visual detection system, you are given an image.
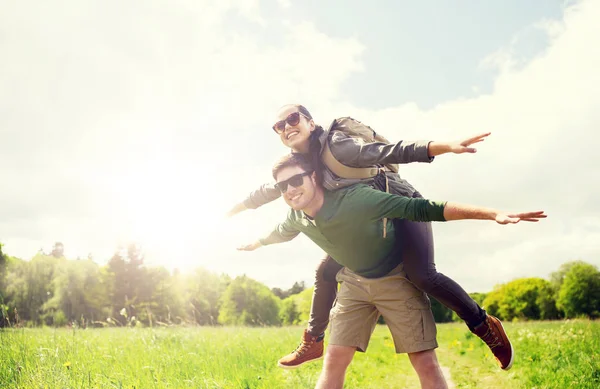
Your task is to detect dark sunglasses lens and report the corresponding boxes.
[286,111,301,126]
[273,120,286,133]
[276,173,307,194]
[275,182,288,193]
[274,112,303,133]
[288,174,304,188]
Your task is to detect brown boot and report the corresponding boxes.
[472,315,514,370]
[277,330,324,369]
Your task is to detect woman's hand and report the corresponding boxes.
[449,132,491,154]
[428,132,491,156]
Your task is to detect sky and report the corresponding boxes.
[1,0,598,292]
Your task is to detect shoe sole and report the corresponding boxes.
[277,355,324,370]
[494,318,514,371]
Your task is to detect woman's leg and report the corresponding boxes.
[278,255,342,369]
[395,219,486,328]
[307,255,343,336]
[395,218,514,370]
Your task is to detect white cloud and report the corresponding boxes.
[276,0,293,8]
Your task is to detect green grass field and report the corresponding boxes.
[1,320,599,388]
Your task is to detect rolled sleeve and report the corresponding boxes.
[259,220,300,245]
[348,185,446,222]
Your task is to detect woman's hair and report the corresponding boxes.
[278,103,313,120]
[296,104,313,120]
[272,153,315,180]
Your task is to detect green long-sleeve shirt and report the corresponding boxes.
[260,184,446,278]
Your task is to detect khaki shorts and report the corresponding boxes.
[329,264,438,353]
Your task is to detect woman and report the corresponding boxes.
[229,104,513,371]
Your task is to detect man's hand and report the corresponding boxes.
[449,132,491,154]
[495,211,547,225]
[236,241,262,251]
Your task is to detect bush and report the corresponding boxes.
[53,310,67,327]
[557,263,600,318]
[483,278,558,321]
[218,276,281,326]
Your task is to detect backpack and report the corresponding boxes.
[321,117,399,180]
[320,117,398,238]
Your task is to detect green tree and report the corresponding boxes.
[136,266,188,326]
[271,287,287,299]
[0,242,7,327]
[0,242,6,296]
[218,276,281,326]
[51,242,65,258]
[550,260,589,313]
[279,298,301,325]
[556,262,600,318]
[42,258,110,326]
[287,281,306,297]
[185,268,230,325]
[284,287,314,324]
[272,281,307,300]
[106,244,146,324]
[483,278,558,321]
[4,254,59,324]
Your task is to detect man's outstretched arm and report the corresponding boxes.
[443,203,546,224]
[350,185,547,224]
[237,220,300,251]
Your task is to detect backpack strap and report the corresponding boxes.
[322,141,379,179]
[380,168,389,238]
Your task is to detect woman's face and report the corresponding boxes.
[275,106,315,153]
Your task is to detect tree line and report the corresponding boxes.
[0,242,599,328]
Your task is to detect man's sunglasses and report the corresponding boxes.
[272,111,311,134]
[275,171,313,193]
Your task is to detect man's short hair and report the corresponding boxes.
[272,153,314,180]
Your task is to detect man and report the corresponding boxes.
[239,153,546,389]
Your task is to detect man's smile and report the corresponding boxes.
[289,193,302,201]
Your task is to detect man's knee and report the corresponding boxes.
[323,345,355,371]
[409,349,440,371]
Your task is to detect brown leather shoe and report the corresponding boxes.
[472,315,514,370]
[277,330,324,369]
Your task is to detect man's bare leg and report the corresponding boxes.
[315,345,355,389]
[408,349,448,389]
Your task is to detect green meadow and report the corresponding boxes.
[1,320,599,389]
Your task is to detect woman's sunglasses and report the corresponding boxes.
[272,111,311,134]
[275,171,313,193]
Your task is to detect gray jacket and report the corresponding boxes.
[243,119,433,210]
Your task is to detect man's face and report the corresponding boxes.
[275,165,317,211]
[275,106,315,151]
